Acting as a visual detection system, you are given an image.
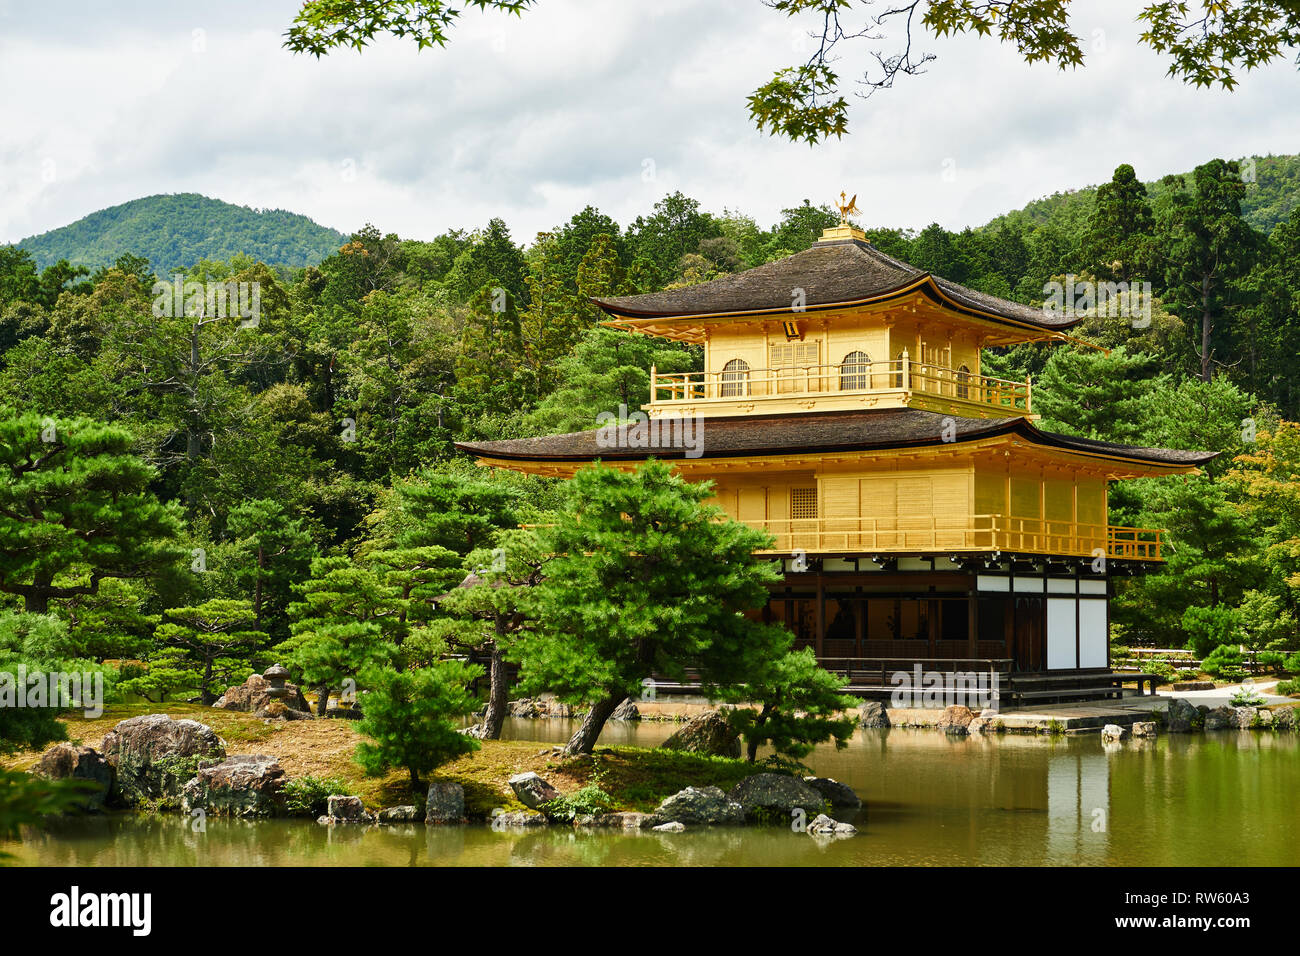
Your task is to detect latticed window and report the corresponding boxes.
[720,358,749,397]
[956,364,971,399]
[791,487,818,520]
[770,341,820,393]
[839,350,870,390]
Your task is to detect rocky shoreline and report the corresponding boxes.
[30,709,862,837]
[27,680,1295,835]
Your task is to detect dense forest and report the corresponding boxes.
[4,151,1300,761]
[14,194,347,275]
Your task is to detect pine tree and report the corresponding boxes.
[720,647,858,762]
[354,659,482,791]
[277,556,402,715]
[513,461,781,755]
[426,528,547,739]
[1032,346,1167,444]
[152,599,266,704]
[454,284,529,414]
[0,411,184,613]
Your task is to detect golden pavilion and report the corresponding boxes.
[458,217,1215,705]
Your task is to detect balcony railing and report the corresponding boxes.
[743,514,1162,560]
[520,514,1163,560]
[650,353,1032,413]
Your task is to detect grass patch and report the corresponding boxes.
[567,748,755,812]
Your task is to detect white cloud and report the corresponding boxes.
[1,0,1298,249]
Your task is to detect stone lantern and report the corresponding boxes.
[264,663,290,701]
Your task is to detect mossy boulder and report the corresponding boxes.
[653,785,745,825]
[1271,708,1296,732]
[181,754,288,818]
[426,780,467,824]
[858,701,890,729]
[727,773,827,823]
[1165,697,1199,733]
[659,711,740,758]
[34,743,114,812]
[101,714,226,808]
[803,776,861,808]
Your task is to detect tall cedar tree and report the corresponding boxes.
[1083,164,1156,283]
[1158,159,1257,382]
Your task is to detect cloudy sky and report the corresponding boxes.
[2,0,1298,247]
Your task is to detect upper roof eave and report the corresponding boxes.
[591,238,1080,335]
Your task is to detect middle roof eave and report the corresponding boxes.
[455,407,1215,468]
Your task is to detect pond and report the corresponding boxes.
[6,719,1297,866]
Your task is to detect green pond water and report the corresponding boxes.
[6,718,1297,866]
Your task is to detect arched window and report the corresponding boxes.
[839,350,870,390]
[956,364,971,399]
[720,358,750,397]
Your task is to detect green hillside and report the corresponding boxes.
[985,153,1300,233]
[14,193,347,275]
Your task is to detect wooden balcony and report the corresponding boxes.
[744,514,1163,561]
[649,353,1032,419]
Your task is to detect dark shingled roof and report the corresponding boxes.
[593,238,1076,331]
[456,408,1217,468]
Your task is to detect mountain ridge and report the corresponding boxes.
[14,193,347,274]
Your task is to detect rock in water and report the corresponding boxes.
[1131,721,1158,738]
[803,776,861,808]
[1272,708,1295,732]
[508,772,559,810]
[609,697,640,721]
[858,701,890,729]
[727,774,828,822]
[1231,706,1261,729]
[1203,706,1235,730]
[653,786,745,825]
[379,805,422,823]
[1165,697,1199,733]
[181,755,287,818]
[425,781,466,824]
[807,813,857,836]
[319,794,373,824]
[1101,724,1128,741]
[586,811,654,829]
[492,811,548,827]
[937,705,974,736]
[659,711,741,758]
[508,698,541,718]
[652,821,685,832]
[34,744,114,812]
[101,714,226,808]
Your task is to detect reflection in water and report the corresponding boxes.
[1047,751,1109,865]
[6,720,1297,866]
